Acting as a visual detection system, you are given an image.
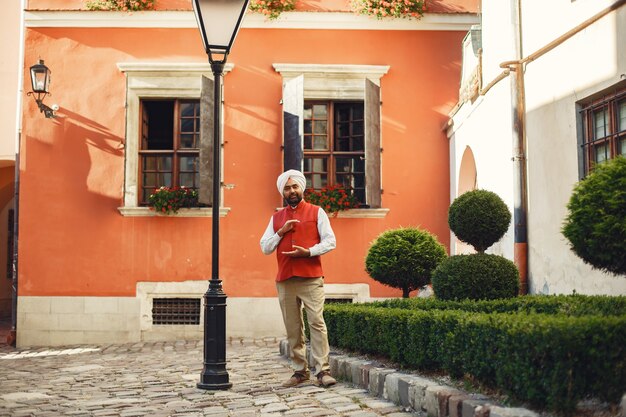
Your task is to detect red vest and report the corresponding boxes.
[272,201,324,282]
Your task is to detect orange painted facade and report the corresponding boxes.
[15,0,477,316]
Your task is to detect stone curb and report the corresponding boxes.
[279,340,540,417]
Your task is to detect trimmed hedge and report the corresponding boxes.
[374,294,626,316]
[324,298,626,412]
[431,253,519,300]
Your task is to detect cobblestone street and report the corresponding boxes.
[0,340,417,417]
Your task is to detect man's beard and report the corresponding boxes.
[286,194,302,206]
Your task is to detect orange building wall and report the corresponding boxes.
[27,0,478,13]
[20,24,464,299]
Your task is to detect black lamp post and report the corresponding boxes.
[192,0,249,390]
[28,59,56,118]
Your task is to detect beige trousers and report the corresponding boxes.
[276,277,330,376]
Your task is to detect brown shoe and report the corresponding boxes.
[282,371,310,387]
[316,371,336,387]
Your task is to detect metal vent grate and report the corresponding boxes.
[152,298,201,325]
[325,298,354,304]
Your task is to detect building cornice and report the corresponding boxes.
[24,10,479,31]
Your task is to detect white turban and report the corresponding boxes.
[277,169,306,196]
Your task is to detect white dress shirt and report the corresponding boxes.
[260,204,336,257]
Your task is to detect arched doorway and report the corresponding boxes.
[455,146,477,254]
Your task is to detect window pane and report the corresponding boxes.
[336,138,349,151]
[181,102,197,117]
[314,122,327,134]
[180,134,195,149]
[619,137,626,155]
[180,173,195,187]
[304,120,312,134]
[336,157,364,174]
[179,155,199,188]
[144,173,157,187]
[594,143,609,164]
[353,105,364,120]
[181,118,194,133]
[143,101,174,150]
[304,157,328,190]
[335,157,365,204]
[313,104,327,118]
[337,107,350,122]
[352,136,364,151]
[353,121,364,136]
[304,136,312,149]
[619,100,626,132]
[313,136,328,150]
[161,156,172,171]
[179,156,197,172]
[337,123,350,138]
[594,108,608,139]
[143,155,172,172]
[179,101,199,149]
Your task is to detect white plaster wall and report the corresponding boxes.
[480,0,516,84]
[450,0,626,296]
[522,3,626,295]
[449,81,516,261]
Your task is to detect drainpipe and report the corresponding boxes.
[509,0,528,294]
[9,0,27,346]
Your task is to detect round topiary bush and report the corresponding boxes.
[562,156,626,275]
[365,227,447,298]
[431,253,520,300]
[448,189,511,252]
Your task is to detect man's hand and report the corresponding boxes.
[281,245,311,257]
[277,219,299,237]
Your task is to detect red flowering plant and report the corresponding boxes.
[350,0,425,19]
[248,0,295,20]
[85,0,156,11]
[148,186,199,215]
[304,185,360,216]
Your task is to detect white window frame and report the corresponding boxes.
[273,63,390,218]
[117,62,232,217]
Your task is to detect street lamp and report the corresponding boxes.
[192,0,250,390]
[28,59,56,118]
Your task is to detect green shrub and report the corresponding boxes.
[365,228,447,298]
[562,156,626,275]
[374,294,626,316]
[448,189,511,252]
[431,253,519,300]
[324,301,626,413]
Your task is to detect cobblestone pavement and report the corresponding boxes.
[0,340,419,417]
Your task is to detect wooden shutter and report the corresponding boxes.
[365,78,382,208]
[199,75,214,206]
[282,75,304,171]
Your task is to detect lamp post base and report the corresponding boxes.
[197,279,231,391]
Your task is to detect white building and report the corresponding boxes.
[448,0,626,295]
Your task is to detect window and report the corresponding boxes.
[118,63,232,217]
[274,64,389,212]
[580,87,626,175]
[139,99,200,205]
[304,101,366,203]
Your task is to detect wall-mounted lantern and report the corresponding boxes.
[28,60,57,118]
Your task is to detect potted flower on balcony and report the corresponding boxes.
[248,0,295,19]
[304,185,359,216]
[85,0,156,11]
[351,0,425,19]
[148,186,199,215]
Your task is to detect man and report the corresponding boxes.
[260,169,337,388]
